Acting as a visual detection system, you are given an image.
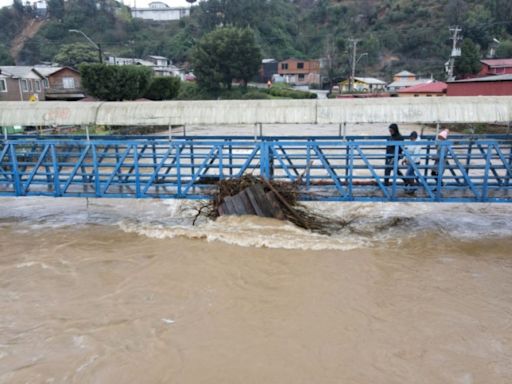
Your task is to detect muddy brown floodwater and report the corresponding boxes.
[0,197,511,384]
[1,124,511,383]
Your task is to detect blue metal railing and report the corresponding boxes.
[1,135,511,202]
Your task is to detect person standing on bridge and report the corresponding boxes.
[384,123,404,186]
[402,130,423,192]
[432,128,450,178]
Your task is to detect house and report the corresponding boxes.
[146,55,171,67]
[145,56,184,78]
[33,66,85,101]
[277,58,321,86]
[397,81,447,97]
[478,59,512,76]
[339,77,386,93]
[0,66,45,101]
[106,55,185,79]
[259,59,278,83]
[392,70,416,82]
[447,74,512,96]
[387,70,433,92]
[32,0,48,18]
[131,1,190,21]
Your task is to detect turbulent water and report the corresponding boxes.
[0,197,511,384]
[1,124,512,383]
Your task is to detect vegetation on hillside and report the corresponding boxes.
[1,0,511,82]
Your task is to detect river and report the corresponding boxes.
[1,124,512,383]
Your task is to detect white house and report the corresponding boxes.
[130,1,190,21]
[106,55,185,80]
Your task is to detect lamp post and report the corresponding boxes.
[69,29,103,64]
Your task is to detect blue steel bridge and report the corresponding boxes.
[1,134,511,203]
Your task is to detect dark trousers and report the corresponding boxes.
[384,157,404,186]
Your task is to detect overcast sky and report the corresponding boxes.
[0,1,198,8]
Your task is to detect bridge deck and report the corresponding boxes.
[1,135,511,203]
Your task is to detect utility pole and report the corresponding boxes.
[348,38,360,93]
[446,26,462,81]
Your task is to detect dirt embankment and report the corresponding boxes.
[10,19,46,63]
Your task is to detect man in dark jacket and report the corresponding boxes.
[384,123,404,186]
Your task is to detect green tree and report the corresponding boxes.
[145,76,181,100]
[80,64,153,101]
[496,40,512,58]
[54,43,99,68]
[455,39,482,77]
[191,27,261,91]
[0,44,15,65]
[48,0,65,19]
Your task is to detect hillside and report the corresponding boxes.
[1,0,511,82]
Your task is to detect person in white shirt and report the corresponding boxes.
[402,130,423,190]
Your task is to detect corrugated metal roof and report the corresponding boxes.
[0,66,42,79]
[388,79,433,89]
[481,59,512,68]
[0,97,511,126]
[398,82,447,93]
[147,55,168,60]
[449,74,512,83]
[354,77,387,85]
[33,66,64,77]
[394,70,416,77]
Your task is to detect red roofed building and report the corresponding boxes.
[447,74,512,96]
[397,81,447,97]
[479,59,512,76]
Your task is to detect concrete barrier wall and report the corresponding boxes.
[96,100,317,125]
[317,97,512,124]
[1,97,511,126]
[0,101,100,126]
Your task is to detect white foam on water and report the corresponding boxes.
[1,197,512,250]
[118,215,369,251]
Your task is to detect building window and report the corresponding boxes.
[43,79,49,88]
[21,79,29,92]
[298,74,305,81]
[281,63,288,70]
[35,80,41,92]
[297,62,304,69]
[0,79,7,92]
[62,77,75,89]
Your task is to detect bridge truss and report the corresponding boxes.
[1,135,511,202]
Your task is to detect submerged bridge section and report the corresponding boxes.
[1,135,511,202]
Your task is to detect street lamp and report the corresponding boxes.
[69,29,103,64]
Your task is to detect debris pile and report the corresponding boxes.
[197,175,347,233]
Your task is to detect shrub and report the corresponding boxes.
[80,64,152,101]
[176,81,212,100]
[241,90,271,100]
[265,87,317,99]
[145,76,181,100]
